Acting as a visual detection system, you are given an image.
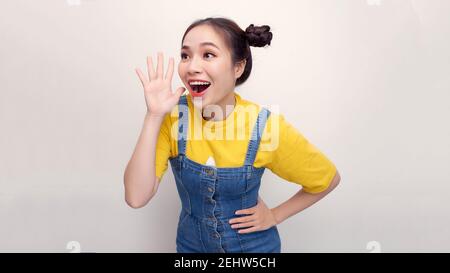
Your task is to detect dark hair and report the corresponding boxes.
[181,17,273,86]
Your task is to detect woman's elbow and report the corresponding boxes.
[124,189,152,209]
[331,170,341,189]
[125,197,150,209]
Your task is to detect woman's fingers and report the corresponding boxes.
[165,57,174,81]
[139,52,172,89]
[156,52,164,79]
[147,56,156,81]
[135,68,148,89]
[231,220,257,229]
[229,215,255,224]
[237,226,260,234]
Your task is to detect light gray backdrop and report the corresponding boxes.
[1,0,449,252]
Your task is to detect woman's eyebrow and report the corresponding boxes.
[181,42,220,51]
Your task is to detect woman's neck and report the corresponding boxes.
[202,92,236,121]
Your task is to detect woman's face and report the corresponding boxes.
[178,24,245,109]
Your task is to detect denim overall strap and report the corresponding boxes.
[177,95,189,156]
[243,107,271,166]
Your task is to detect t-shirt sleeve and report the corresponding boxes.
[155,113,172,180]
[266,114,337,193]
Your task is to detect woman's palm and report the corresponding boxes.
[135,52,185,116]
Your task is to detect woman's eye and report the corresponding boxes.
[180,52,215,60]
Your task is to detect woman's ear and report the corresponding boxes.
[234,59,247,79]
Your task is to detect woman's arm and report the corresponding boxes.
[230,171,341,233]
[123,113,163,208]
[124,53,185,209]
[271,170,341,224]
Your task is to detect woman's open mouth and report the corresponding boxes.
[188,80,211,97]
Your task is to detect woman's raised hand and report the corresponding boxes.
[135,52,185,117]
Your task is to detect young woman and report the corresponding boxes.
[124,17,341,253]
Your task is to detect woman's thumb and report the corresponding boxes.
[175,87,186,97]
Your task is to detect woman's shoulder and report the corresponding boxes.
[237,93,286,121]
[234,92,268,117]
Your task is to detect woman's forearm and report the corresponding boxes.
[123,113,164,208]
[271,171,341,224]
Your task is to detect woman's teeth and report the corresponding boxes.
[190,81,210,85]
[189,82,211,93]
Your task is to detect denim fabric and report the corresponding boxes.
[169,95,281,253]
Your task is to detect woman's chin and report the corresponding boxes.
[192,98,205,109]
[191,96,210,109]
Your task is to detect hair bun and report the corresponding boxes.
[245,24,273,47]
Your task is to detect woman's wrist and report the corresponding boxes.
[145,112,165,121]
[270,208,284,225]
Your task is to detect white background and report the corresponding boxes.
[1,0,449,252]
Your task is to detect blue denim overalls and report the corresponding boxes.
[169,95,281,253]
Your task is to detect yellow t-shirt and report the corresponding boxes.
[155,92,337,194]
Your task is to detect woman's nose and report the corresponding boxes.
[187,56,203,73]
